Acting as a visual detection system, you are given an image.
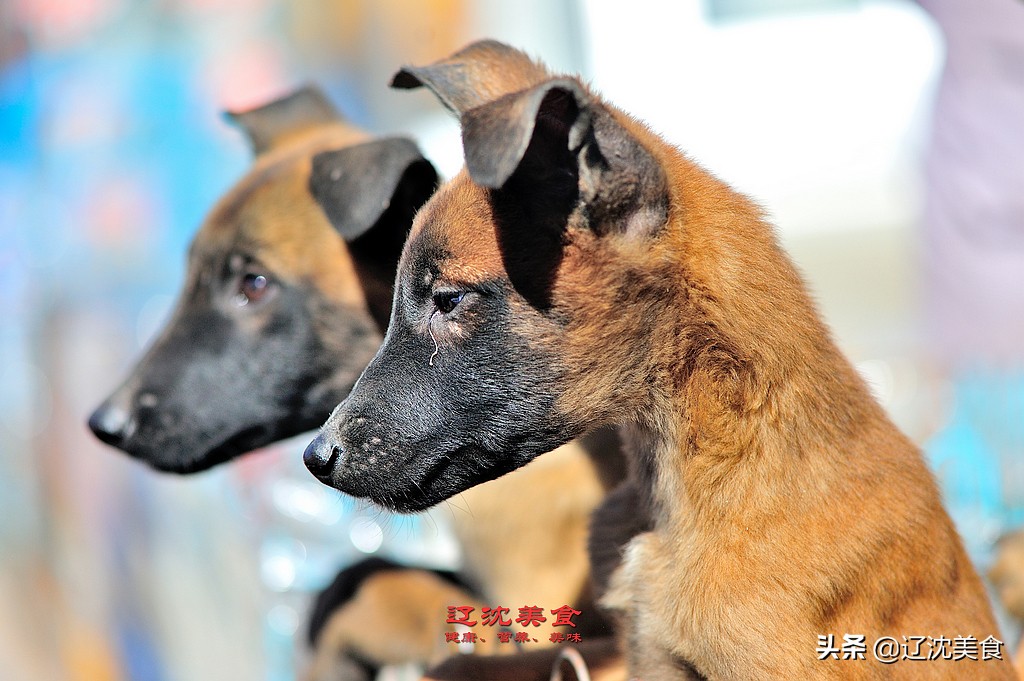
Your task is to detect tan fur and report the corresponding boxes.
[408,168,504,279]
[991,530,1024,677]
[570,123,1009,679]
[402,45,1014,680]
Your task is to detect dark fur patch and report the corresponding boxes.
[340,161,437,332]
[673,655,709,681]
[813,581,856,630]
[587,482,652,601]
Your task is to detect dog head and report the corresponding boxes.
[88,86,437,473]
[305,42,679,511]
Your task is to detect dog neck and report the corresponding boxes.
[621,148,896,531]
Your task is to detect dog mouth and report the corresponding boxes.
[360,444,493,514]
[374,455,454,513]
[142,423,275,474]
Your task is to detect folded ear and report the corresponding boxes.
[224,85,340,155]
[390,39,550,115]
[461,79,668,238]
[309,137,437,244]
[461,78,592,190]
[310,138,438,331]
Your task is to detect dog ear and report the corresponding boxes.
[390,39,550,115]
[309,137,437,244]
[310,138,438,332]
[224,85,340,155]
[461,78,592,190]
[461,78,668,239]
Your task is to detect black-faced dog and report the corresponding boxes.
[88,86,435,473]
[87,85,618,681]
[308,145,621,681]
[306,41,1015,680]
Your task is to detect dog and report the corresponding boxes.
[87,85,434,472]
[308,144,621,681]
[86,85,615,680]
[305,41,1016,679]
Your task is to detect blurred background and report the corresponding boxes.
[2,0,1022,679]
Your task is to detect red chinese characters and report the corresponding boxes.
[445,605,477,626]
[550,604,582,627]
[443,604,587,645]
[481,606,512,627]
[515,606,547,627]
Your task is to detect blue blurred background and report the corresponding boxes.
[1,0,1022,679]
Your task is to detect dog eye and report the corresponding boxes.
[432,291,465,314]
[234,273,272,306]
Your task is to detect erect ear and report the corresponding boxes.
[461,78,668,238]
[224,85,340,155]
[390,39,551,115]
[309,137,437,244]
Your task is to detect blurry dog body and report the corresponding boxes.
[307,42,1015,680]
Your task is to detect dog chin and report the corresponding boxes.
[364,477,471,514]
[134,423,275,475]
[361,450,509,514]
[368,489,441,514]
[350,466,459,514]
[143,454,227,475]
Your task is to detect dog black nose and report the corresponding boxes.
[88,403,131,447]
[304,433,342,481]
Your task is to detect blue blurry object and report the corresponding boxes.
[928,371,1024,566]
[0,53,38,165]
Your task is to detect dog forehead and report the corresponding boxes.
[188,130,366,307]
[407,171,504,282]
[194,157,308,259]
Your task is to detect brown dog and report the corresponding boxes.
[306,41,1015,679]
[309,146,621,680]
[86,85,615,680]
[86,86,424,471]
